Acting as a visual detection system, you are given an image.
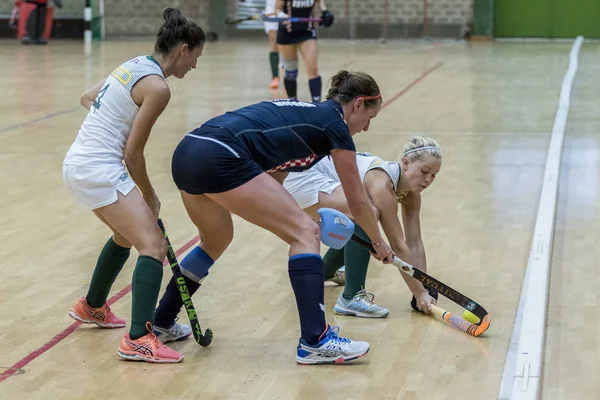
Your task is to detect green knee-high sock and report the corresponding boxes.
[130,256,164,340]
[342,224,371,299]
[86,237,131,308]
[269,51,279,78]
[323,247,345,280]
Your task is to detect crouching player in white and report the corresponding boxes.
[284,137,442,318]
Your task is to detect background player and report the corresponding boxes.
[283,137,442,318]
[153,71,394,364]
[264,0,281,89]
[276,0,334,102]
[62,8,205,364]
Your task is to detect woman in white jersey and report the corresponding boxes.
[62,8,205,364]
[283,137,442,318]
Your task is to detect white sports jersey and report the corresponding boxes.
[64,55,165,166]
[265,0,277,14]
[313,154,407,201]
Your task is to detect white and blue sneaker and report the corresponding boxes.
[326,266,346,286]
[333,290,390,318]
[154,319,192,343]
[296,325,370,365]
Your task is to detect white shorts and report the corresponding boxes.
[265,21,278,33]
[264,0,278,33]
[283,170,341,209]
[63,163,136,210]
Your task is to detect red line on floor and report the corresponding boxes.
[0,234,199,383]
[382,62,443,110]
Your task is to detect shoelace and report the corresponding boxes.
[170,318,184,335]
[150,334,168,349]
[145,322,168,349]
[328,326,351,345]
[170,325,184,336]
[353,289,376,305]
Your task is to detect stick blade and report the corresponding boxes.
[430,305,491,337]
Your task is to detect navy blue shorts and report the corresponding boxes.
[171,126,264,194]
[277,28,317,45]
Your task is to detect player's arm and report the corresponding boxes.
[369,174,428,299]
[80,79,106,110]
[331,149,393,262]
[311,0,320,16]
[124,75,171,215]
[270,171,289,185]
[275,0,284,14]
[402,193,426,272]
[317,0,334,27]
[275,0,289,22]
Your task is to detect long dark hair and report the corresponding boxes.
[154,8,206,55]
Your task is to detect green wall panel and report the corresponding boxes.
[495,0,600,38]
[552,0,600,38]
[494,0,552,37]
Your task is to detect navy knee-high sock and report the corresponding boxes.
[154,275,200,328]
[288,254,326,345]
[309,76,322,103]
[154,246,213,328]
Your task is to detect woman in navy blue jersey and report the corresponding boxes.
[276,0,334,102]
[153,71,394,364]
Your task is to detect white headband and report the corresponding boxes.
[403,146,438,156]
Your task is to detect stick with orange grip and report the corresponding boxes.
[350,234,491,337]
[429,305,491,337]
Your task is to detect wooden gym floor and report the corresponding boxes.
[0,37,597,399]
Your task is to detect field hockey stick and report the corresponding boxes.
[224,14,260,25]
[350,234,491,337]
[157,219,213,347]
[9,6,18,29]
[428,304,489,337]
[225,14,321,25]
[263,16,322,23]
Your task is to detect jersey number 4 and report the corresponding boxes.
[92,83,110,113]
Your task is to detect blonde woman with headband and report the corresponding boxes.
[283,137,442,317]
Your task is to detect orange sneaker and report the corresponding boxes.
[270,76,279,89]
[117,322,184,363]
[68,297,126,328]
